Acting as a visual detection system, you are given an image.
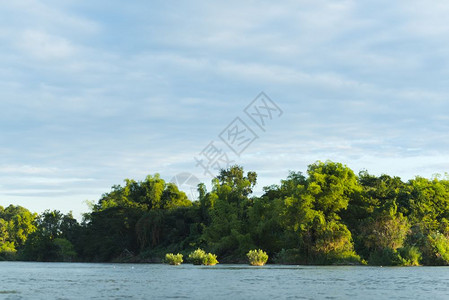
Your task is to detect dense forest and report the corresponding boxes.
[2,160,449,266]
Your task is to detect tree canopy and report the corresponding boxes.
[2,161,449,266]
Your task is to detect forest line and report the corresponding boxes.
[1,160,449,266]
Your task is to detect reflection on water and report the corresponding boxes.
[1,262,449,299]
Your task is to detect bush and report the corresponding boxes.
[273,248,302,264]
[0,241,17,261]
[165,253,183,265]
[397,246,421,266]
[247,249,268,266]
[368,248,401,266]
[368,247,421,266]
[188,248,219,265]
[54,238,77,262]
[427,233,449,265]
[188,248,206,265]
[326,250,362,265]
[203,253,218,266]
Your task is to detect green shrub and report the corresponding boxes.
[326,250,362,265]
[428,232,449,265]
[165,253,183,265]
[368,247,421,266]
[188,248,206,265]
[247,249,268,266]
[188,248,219,265]
[203,253,218,266]
[0,241,17,261]
[54,238,77,262]
[273,248,302,264]
[397,246,421,266]
[368,248,401,266]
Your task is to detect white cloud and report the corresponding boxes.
[2,0,100,34]
[401,1,449,38]
[0,165,58,175]
[1,0,449,218]
[215,60,371,89]
[16,30,76,60]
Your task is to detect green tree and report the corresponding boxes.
[0,205,37,249]
[361,207,410,252]
[94,174,191,211]
[202,166,257,260]
[280,161,361,263]
[21,210,79,261]
[54,238,77,262]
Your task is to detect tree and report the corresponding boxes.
[360,207,410,252]
[20,210,79,262]
[94,174,192,211]
[280,161,361,263]
[0,218,16,259]
[202,166,257,260]
[0,205,37,250]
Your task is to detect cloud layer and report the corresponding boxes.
[1,0,449,218]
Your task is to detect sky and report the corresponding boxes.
[1,0,449,218]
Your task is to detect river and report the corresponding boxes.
[0,262,448,299]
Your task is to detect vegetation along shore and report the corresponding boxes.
[1,160,449,266]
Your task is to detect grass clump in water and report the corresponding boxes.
[247,249,268,266]
[164,253,183,265]
[188,248,218,265]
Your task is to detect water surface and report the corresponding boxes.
[0,262,448,299]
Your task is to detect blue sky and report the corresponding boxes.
[1,0,449,218]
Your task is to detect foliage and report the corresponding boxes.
[247,249,268,266]
[273,248,302,264]
[0,205,37,252]
[20,210,80,262]
[188,248,218,265]
[0,241,16,260]
[4,162,449,265]
[203,253,219,265]
[54,238,77,262]
[93,175,192,212]
[188,248,206,265]
[360,209,410,251]
[165,253,183,265]
[427,232,449,265]
[368,248,402,266]
[0,205,37,260]
[368,246,422,266]
[275,162,362,264]
[397,246,421,266]
[202,166,257,261]
[79,207,142,262]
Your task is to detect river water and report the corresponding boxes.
[0,262,448,299]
